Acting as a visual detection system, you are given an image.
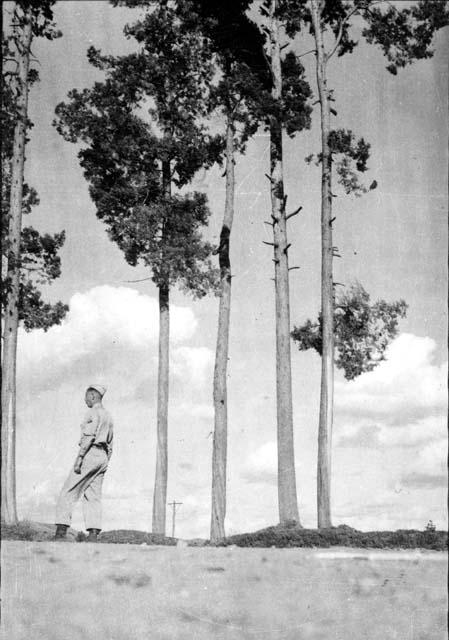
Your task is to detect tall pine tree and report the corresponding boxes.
[1,1,65,525]
[259,0,312,525]
[182,0,268,541]
[55,1,222,535]
[284,0,448,527]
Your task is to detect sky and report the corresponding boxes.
[5,1,448,537]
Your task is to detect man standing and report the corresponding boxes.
[55,385,113,542]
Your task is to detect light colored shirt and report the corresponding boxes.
[79,402,114,459]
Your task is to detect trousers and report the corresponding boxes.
[56,447,108,530]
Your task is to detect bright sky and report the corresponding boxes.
[9,1,448,537]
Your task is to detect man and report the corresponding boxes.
[55,384,113,542]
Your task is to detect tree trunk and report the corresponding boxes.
[269,1,300,526]
[1,10,33,525]
[152,161,171,535]
[311,0,334,529]
[210,114,235,543]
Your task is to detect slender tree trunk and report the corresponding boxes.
[210,114,235,543]
[311,0,334,529]
[152,161,171,535]
[1,10,33,525]
[269,1,300,526]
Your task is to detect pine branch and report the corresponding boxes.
[286,206,302,221]
[297,49,317,59]
[326,5,360,61]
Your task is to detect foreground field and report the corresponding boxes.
[1,541,447,640]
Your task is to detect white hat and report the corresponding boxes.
[87,384,107,397]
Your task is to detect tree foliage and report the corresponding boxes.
[54,3,222,295]
[280,0,448,74]
[291,283,408,380]
[8,0,62,39]
[1,26,67,333]
[362,0,449,74]
[305,128,375,196]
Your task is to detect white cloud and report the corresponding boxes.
[242,441,278,484]
[335,333,447,445]
[172,346,214,388]
[417,440,446,476]
[15,316,447,536]
[17,286,201,396]
[171,402,214,421]
[335,333,447,423]
[18,285,197,375]
[334,334,447,493]
[15,285,218,534]
[337,415,446,449]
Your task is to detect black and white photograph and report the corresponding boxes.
[1,1,447,638]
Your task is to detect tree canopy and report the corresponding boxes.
[292,283,408,380]
[1,30,67,332]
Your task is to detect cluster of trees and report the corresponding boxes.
[1,0,447,538]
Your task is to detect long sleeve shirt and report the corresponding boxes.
[78,402,114,459]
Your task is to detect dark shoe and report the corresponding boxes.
[55,524,68,540]
[86,528,101,542]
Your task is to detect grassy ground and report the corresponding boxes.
[1,521,78,542]
[2,521,447,550]
[1,540,447,640]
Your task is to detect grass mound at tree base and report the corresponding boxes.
[0,522,178,545]
[1,521,78,542]
[2,521,446,550]
[219,524,448,551]
[97,529,177,545]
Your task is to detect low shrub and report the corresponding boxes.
[220,524,448,550]
[99,529,177,546]
[1,520,77,542]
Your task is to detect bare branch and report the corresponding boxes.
[123,277,152,283]
[262,47,275,83]
[326,5,360,62]
[297,49,317,59]
[286,206,303,221]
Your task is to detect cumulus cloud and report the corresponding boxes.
[335,334,446,443]
[15,285,217,533]
[335,333,446,424]
[172,347,214,388]
[242,441,278,485]
[17,286,203,395]
[338,415,446,449]
[19,285,197,359]
[333,333,447,498]
[401,439,447,489]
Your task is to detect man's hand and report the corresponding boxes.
[74,456,83,474]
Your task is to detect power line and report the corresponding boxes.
[168,500,183,538]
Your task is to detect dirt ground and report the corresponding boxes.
[1,541,447,640]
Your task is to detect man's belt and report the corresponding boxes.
[92,442,108,452]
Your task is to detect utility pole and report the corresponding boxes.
[168,501,182,538]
